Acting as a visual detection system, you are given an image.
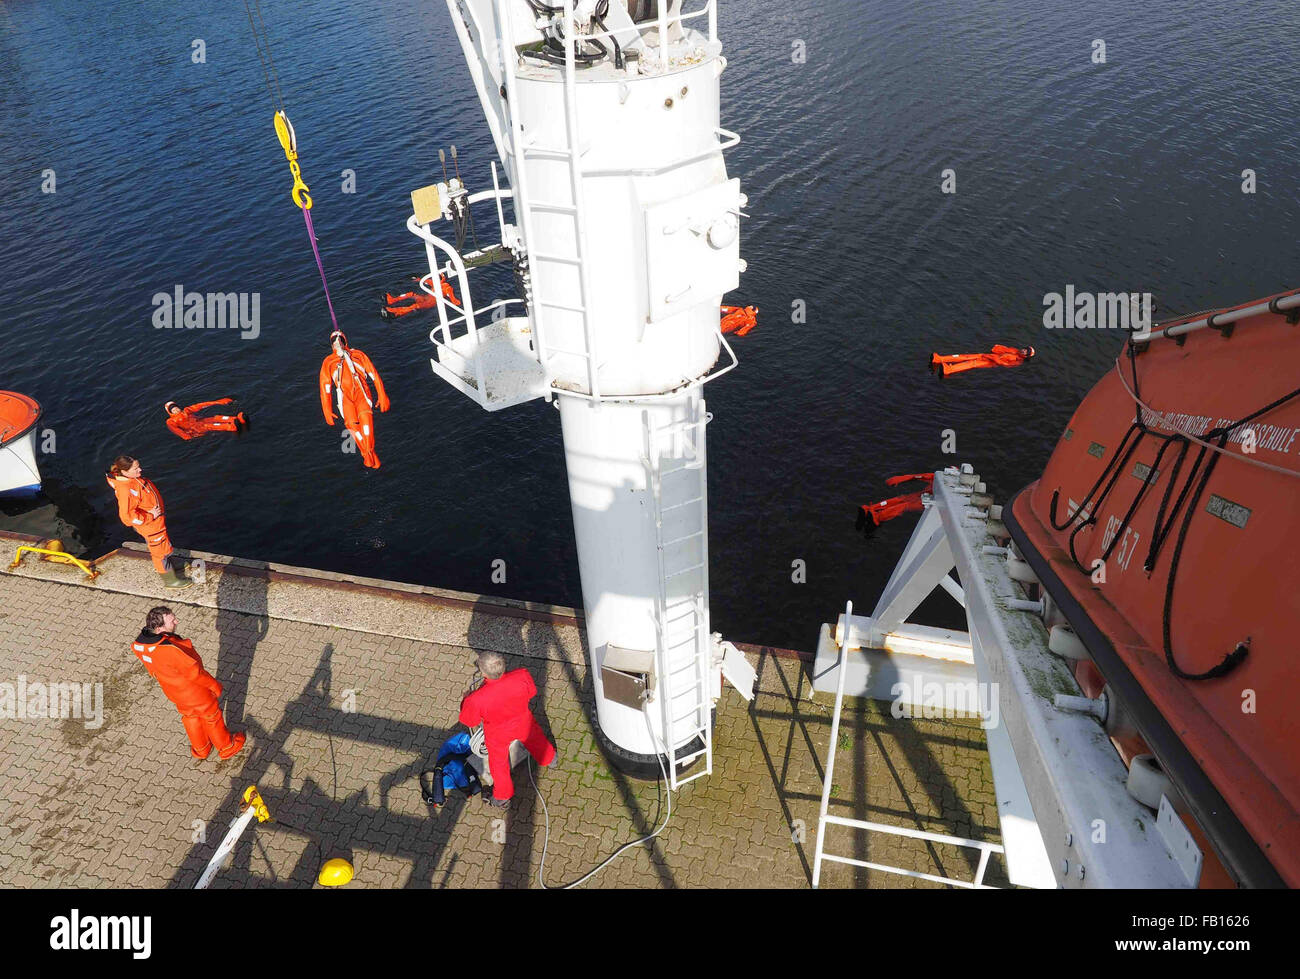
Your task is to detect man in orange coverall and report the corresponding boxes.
[105,455,190,587]
[458,651,556,808]
[319,330,390,468]
[164,398,247,440]
[929,344,1036,377]
[132,606,246,760]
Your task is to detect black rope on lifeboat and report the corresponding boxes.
[1050,334,1300,681]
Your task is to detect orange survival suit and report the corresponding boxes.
[458,668,556,802]
[858,473,934,531]
[165,399,245,440]
[930,345,1035,377]
[131,629,244,759]
[380,276,460,319]
[319,332,390,469]
[721,305,759,337]
[107,473,173,573]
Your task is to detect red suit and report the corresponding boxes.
[107,473,172,573]
[458,668,556,801]
[930,344,1035,377]
[166,399,244,440]
[859,492,926,529]
[319,341,390,469]
[381,276,460,319]
[720,305,759,336]
[131,629,244,759]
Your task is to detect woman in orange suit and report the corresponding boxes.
[106,455,190,588]
[132,606,245,760]
[319,330,390,469]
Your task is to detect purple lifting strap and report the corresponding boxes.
[302,206,340,333]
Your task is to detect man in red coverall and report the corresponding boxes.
[458,652,556,808]
[164,399,247,440]
[131,606,246,760]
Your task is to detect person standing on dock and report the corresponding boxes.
[318,330,390,469]
[132,606,246,760]
[106,455,190,588]
[458,652,556,809]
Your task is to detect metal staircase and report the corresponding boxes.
[642,395,714,788]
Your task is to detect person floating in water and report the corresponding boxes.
[929,345,1036,377]
[319,330,390,469]
[164,399,247,440]
[105,455,190,587]
[379,274,460,320]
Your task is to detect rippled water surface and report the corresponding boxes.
[3,0,1298,648]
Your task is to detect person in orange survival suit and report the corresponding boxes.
[458,651,556,808]
[929,344,1035,377]
[132,606,246,760]
[106,455,190,588]
[319,330,390,469]
[164,398,248,440]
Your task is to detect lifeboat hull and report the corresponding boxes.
[0,392,43,498]
[1004,292,1300,887]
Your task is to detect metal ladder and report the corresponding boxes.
[495,0,601,399]
[642,394,713,789]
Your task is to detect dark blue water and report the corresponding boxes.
[3,0,1299,649]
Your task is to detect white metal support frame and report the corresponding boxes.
[812,466,1200,889]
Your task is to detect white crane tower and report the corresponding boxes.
[407,0,752,782]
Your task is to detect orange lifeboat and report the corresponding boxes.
[0,392,42,498]
[1005,289,1300,887]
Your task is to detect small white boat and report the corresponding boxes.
[0,392,43,498]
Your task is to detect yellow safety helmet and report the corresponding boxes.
[318,858,354,887]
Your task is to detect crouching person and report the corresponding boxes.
[458,651,556,809]
[132,606,246,760]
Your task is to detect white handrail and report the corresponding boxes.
[406,216,485,396]
[1151,290,1300,341]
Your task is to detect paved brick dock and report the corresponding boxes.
[0,534,1005,888]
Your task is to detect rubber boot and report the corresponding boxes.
[218,732,247,760]
[160,559,193,589]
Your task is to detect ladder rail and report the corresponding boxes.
[642,397,713,790]
[559,0,600,400]
[491,0,552,388]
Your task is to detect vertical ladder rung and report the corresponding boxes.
[532,252,583,266]
[665,563,705,579]
[661,497,704,513]
[528,200,577,214]
[660,530,705,548]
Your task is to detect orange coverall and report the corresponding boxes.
[131,630,242,758]
[166,399,242,440]
[930,345,1034,377]
[319,346,390,469]
[458,668,556,801]
[382,276,460,319]
[107,474,173,573]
